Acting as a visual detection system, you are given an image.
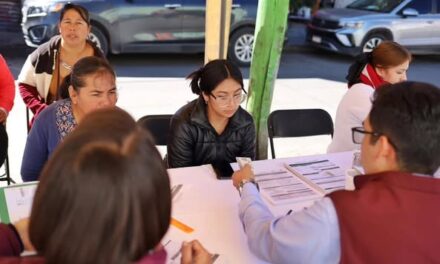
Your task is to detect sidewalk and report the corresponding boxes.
[4,77,346,184]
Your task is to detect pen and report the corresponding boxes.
[289,160,329,167]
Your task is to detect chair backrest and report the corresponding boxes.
[267,109,334,158]
[137,115,173,146]
[0,124,14,185]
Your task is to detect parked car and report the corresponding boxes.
[306,0,440,56]
[21,0,258,66]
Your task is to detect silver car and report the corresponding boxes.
[306,0,440,55]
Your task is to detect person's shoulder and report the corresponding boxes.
[35,100,65,125]
[86,39,105,58]
[33,36,59,55]
[173,99,197,120]
[0,256,46,264]
[136,248,166,264]
[348,83,374,94]
[236,107,254,125]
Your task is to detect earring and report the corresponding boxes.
[205,100,208,105]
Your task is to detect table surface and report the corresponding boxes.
[164,151,353,263]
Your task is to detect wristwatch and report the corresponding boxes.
[237,178,259,196]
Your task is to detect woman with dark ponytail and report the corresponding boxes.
[167,59,256,169]
[328,41,412,153]
[21,56,118,182]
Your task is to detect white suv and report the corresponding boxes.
[306,0,440,55]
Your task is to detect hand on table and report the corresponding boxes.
[232,164,254,188]
[181,240,212,264]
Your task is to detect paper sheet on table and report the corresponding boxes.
[0,182,38,223]
[286,159,345,195]
[254,169,320,205]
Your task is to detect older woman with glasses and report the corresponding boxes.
[167,59,256,169]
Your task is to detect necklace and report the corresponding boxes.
[59,43,89,72]
[60,60,73,71]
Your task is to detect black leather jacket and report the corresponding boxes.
[167,98,256,168]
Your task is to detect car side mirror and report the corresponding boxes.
[401,8,419,17]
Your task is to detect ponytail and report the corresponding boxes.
[346,52,371,87]
[187,67,204,95]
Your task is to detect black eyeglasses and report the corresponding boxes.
[351,127,382,144]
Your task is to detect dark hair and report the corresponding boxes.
[29,108,171,264]
[187,59,244,95]
[59,3,90,25]
[346,41,411,87]
[58,56,115,99]
[369,81,440,175]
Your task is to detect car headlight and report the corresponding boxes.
[27,5,48,17]
[340,21,364,29]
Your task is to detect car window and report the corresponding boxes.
[347,0,405,13]
[404,0,433,14]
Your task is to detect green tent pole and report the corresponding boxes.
[246,0,289,160]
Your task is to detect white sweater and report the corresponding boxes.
[327,83,374,153]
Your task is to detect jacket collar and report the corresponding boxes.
[354,170,440,193]
[190,97,252,131]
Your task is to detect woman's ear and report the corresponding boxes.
[202,92,209,104]
[375,65,385,79]
[69,85,78,104]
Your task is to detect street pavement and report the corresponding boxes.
[4,77,347,184]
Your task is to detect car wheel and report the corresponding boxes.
[361,34,386,53]
[89,26,109,56]
[228,27,254,67]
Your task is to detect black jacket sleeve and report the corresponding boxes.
[239,122,256,160]
[167,116,196,168]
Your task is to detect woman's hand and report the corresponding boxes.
[13,218,35,252]
[181,240,212,264]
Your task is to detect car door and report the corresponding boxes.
[116,0,184,51]
[393,0,437,46]
[181,0,205,43]
[180,0,254,43]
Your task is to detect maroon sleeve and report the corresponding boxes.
[0,55,15,113]
[18,83,47,116]
[0,224,23,257]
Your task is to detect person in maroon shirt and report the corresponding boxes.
[0,54,15,169]
[0,108,211,264]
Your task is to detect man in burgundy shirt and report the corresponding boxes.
[234,81,440,263]
[0,54,15,168]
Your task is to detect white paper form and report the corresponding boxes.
[286,159,345,194]
[254,169,321,205]
[1,184,37,223]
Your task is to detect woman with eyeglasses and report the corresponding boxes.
[167,59,256,169]
[21,56,118,182]
[327,41,412,153]
[17,3,105,125]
